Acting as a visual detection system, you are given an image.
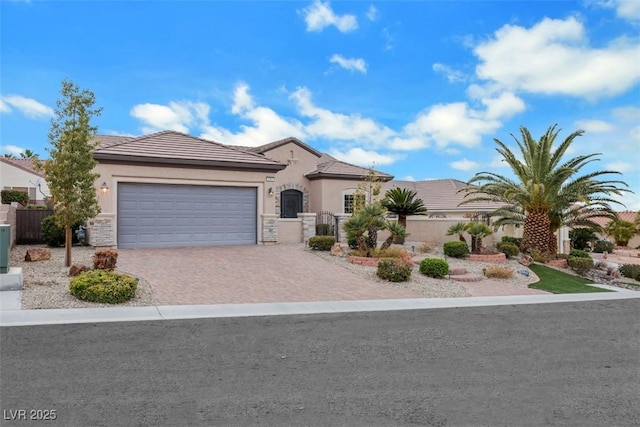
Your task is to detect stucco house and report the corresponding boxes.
[0,157,50,204]
[88,131,392,248]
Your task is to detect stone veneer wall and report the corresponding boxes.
[87,213,115,247]
[261,214,278,243]
[335,214,352,243]
[0,203,18,248]
[298,213,316,243]
[274,183,309,214]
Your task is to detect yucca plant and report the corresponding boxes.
[446,222,469,244]
[466,222,492,253]
[380,221,409,250]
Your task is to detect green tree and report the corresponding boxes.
[354,166,384,213]
[342,202,386,256]
[604,218,637,247]
[380,221,408,250]
[466,221,492,253]
[462,124,629,256]
[3,153,16,159]
[569,228,597,251]
[19,149,39,159]
[381,187,427,243]
[446,222,469,244]
[42,79,102,267]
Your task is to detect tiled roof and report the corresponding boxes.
[93,134,134,148]
[590,210,638,228]
[384,179,506,212]
[0,157,45,178]
[306,159,394,181]
[93,130,286,171]
[249,137,323,158]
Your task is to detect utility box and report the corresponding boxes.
[0,224,10,274]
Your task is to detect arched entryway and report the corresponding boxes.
[280,189,303,218]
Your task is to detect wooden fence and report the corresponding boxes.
[16,209,54,244]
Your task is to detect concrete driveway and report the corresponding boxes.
[116,244,422,305]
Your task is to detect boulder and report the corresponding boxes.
[69,264,90,277]
[24,248,51,262]
[518,254,533,267]
[330,243,345,257]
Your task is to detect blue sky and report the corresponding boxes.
[1,0,639,209]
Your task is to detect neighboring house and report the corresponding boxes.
[0,157,50,204]
[591,211,640,248]
[89,131,392,249]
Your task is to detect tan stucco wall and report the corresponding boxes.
[0,162,50,202]
[277,218,303,243]
[92,162,275,247]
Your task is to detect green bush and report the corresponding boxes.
[496,242,519,258]
[419,258,449,278]
[501,236,522,247]
[567,256,594,276]
[443,241,469,258]
[308,236,335,251]
[593,240,614,254]
[376,258,412,282]
[1,189,28,205]
[41,215,65,247]
[619,264,640,281]
[315,223,333,236]
[569,249,591,259]
[531,251,551,263]
[69,270,137,304]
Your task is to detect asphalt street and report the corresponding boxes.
[1,299,639,426]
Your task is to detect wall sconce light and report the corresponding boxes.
[100,182,109,194]
[268,187,274,196]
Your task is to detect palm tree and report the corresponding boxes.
[380,221,409,250]
[466,222,492,253]
[381,187,427,243]
[362,202,386,250]
[342,214,368,252]
[462,124,629,255]
[604,218,637,247]
[446,222,469,244]
[3,153,17,159]
[19,149,39,159]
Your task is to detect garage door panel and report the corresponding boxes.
[117,183,257,248]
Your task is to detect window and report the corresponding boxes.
[344,193,365,214]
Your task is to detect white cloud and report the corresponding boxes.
[596,0,640,22]
[474,16,640,99]
[301,1,358,33]
[0,95,54,119]
[481,91,526,120]
[449,158,480,171]
[290,87,395,145]
[201,83,306,146]
[574,119,615,133]
[329,54,367,74]
[432,63,465,83]
[366,5,378,21]
[402,175,416,181]
[388,136,428,151]
[130,101,209,134]
[613,106,640,121]
[606,161,633,173]
[328,147,400,166]
[381,28,395,51]
[1,145,26,156]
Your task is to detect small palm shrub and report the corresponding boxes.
[69,270,137,304]
[308,236,335,251]
[443,241,469,258]
[501,236,522,247]
[42,215,65,247]
[619,264,640,281]
[93,250,118,271]
[568,257,594,276]
[419,258,449,278]
[593,240,614,253]
[496,242,519,258]
[376,258,412,282]
[569,249,591,259]
[484,266,514,279]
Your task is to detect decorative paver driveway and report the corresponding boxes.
[117,244,423,305]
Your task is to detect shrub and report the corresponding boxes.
[315,223,332,236]
[593,240,614,254]
[484,266,514,279]
[42,215,65,247]
[376,258,412,282]
[619,264,640,281]
[350,247,411,260]
[1,189,28,205]
[347,235,374,250]
[93,250,118,271]
[417,243,432,253]
[443,241,469,258]
[419,258,449,278]
[567,256,594,276]
[496,242,519,258]
[556,253,570,260]
[569,249,591,259]
[308,236,335,251]
[69,270,137,304]
[531,251,550,263]
[501,236,522,247]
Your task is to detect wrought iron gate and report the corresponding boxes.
[316,211,337,239]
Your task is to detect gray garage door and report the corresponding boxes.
[117,183,257,248]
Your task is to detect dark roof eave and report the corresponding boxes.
[93,153,286,172]
[306,171,394,181]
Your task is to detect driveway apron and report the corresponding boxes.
[116,245,423,305]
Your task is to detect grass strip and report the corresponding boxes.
[528,264,613,294]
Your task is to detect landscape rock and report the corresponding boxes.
[24,248,51,262]
[330,243,345,257]
[519,254,533,267]
[68,264,90,277]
